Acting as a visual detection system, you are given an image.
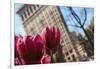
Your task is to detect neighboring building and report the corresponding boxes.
[86,17,94,44]
[17,4,82,62]
[84,17,94,57]
[76,42,88,61]
[70,32,88,61]
[70,32,79,44]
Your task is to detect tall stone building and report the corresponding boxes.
[17,4,83,62]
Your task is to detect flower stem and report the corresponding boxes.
[57,44,65,62]
[50,50,55,63]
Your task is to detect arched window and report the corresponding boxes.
[37,5,39,8]
[29,6,33,13]
[24,11,27,18]
[33,6,36,10]
[26,8,30,16]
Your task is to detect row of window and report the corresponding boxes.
[20,5,41,21]
[65,49,73,56]
[33,6,61,27]
[67,54,77,61]
[24,6,61,28]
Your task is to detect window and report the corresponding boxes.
[30,7,33,13]
[33,6,36,10]
[30,27,33,32]
[49,11,53,15]
[68,57,71,60]
[37,5,39,7]
[66,52,69,56]
[72,54,76,61]
[27,9,30,16]
[24,11,27,18]
[40,18,44,23]
[69,49,73,53]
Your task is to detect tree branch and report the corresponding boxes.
[67,24,81,28]
[70,14,80,26]
[82,8,87,26]
[68,7,82,24]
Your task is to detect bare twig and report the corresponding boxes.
[70,14,80,26]
[67,24,81,28]
[82,8,87,26]
[68,7,81,24]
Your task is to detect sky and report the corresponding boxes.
[60,6,94,36]
[14,4,94,36]
[14,3,26,36]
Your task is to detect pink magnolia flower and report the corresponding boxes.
[15,57,26,65]
[16,35,44,64]
[15,35,19,58]
[40,54,51,64]
[40,27,61,54]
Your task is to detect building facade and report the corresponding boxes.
[17,4,82,62]
[70,32,88,60]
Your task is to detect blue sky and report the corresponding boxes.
[14,3,26,36]
[14,4,94,36]
[60,6,94,36]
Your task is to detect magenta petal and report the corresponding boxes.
[40,27,61,54]
[40,54,51,64]
[16,35,44,64]
[15,35,19,58]
[15,57,26,65]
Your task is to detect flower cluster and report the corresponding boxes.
[15,27,61,65]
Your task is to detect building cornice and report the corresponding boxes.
[22,6,47,24]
